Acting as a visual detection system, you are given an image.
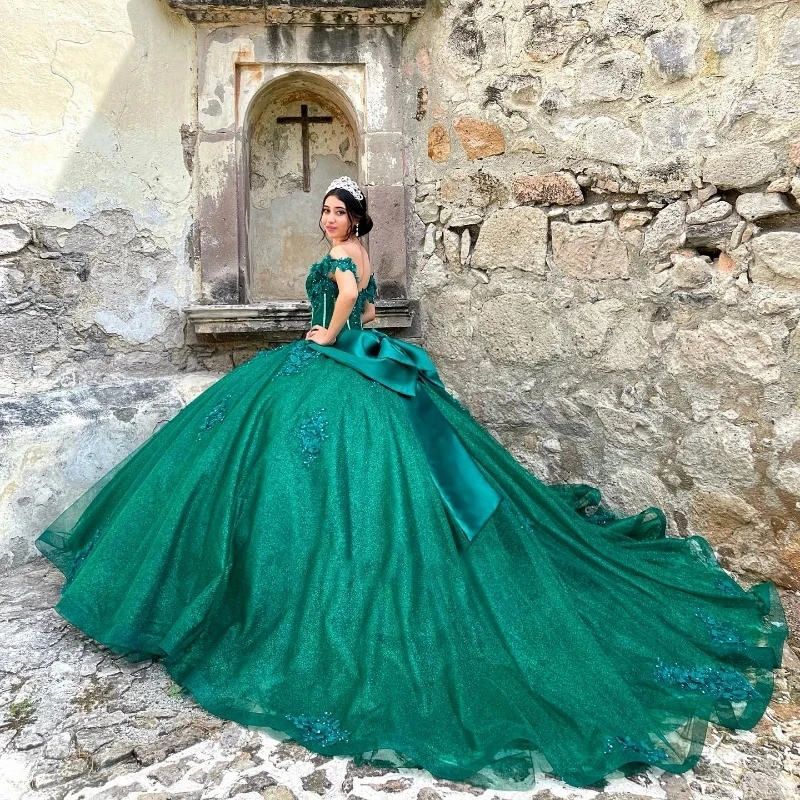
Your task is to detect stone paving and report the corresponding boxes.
[1,560,798,800]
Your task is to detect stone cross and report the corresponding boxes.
[276,104,333,191]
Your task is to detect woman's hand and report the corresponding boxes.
[305,325,337,345]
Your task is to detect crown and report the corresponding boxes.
[326,175,364,203]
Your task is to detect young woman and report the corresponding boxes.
[35,176,787,791]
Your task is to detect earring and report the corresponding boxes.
[355,223,359,237]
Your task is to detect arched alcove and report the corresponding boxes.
[244,73,361,302]
[178,14,419,339]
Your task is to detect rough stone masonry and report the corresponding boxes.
[1,0,800,606]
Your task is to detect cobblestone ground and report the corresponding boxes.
[1,560,798,800]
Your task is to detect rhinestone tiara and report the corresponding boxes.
[326,175,364,203]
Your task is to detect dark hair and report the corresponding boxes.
[319,187,374,241]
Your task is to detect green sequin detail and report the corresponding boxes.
[295,408,330,466]
[695,608,747,650]
[603,734,665,763]
[279,340,322,375]
[198,393,233,438]
[285,711,350,746]
[653,658,760,701]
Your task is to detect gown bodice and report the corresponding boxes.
[306,253,377,330]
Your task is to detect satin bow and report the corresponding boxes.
[307,329,501,544]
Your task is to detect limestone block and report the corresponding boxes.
[685,201,733,225]
[443,229,461,266]
[422,288,473,361]
[685,214,742,250]
[751,231,800,289]
[453,117,505,160]
[472,207,548,274]
[772,462,800,497]
[474,294,559,365]
[603,0,680,37]
[641,106,716,155]
[645,25,701,82]
[523,11,589,63]
[460,229,471,265]
[642,201,687,254]
[512,172,583,206]
[569,299,625,357]
[735,192,794,221]
[446,209,483,228]
[0,222,32,255]
[580,117,643,165]
[688,488,760,546]
[428,125,450,162]
[666,253,713,289]
[778,19,800,68]
[668,319,780,384]
[619,210,652,231]
[565,204,611,225]
[714,15,758,75]
[416,196,440,224]
[551,221,630,280]
[677,418,755,488]
[578,51,643,102]
[703,145,779,189]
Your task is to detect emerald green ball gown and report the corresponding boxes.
[35,253,788,790]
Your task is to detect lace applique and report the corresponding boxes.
[65,527,104,587]
[653,658,760,701]
[603,733,666,763]
[279,340,322,376]
[285,711,350,746]
[198,393,233,439]
[295,408,330,466]
[694,608,747,650]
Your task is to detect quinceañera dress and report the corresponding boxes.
[36,251,787,790]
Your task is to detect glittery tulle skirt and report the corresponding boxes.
[34,339,788,790]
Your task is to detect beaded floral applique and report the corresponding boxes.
[295,408,330,466]
[305,254,376,329]
[285,711,350,746]
[278,340,322,376]
[603,733,666,764]
[198,393,233,439]
[694,608,747,650]
[652,657,760,701]
[64,527,104,587]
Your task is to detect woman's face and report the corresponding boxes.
[321,194,351,239]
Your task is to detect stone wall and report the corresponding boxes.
[1,0,799,589]
[0,0,227,571]
[402,0,800,588]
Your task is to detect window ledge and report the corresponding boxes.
[185,299,415,338]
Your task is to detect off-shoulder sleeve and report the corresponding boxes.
[327,255,359,282]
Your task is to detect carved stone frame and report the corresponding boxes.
[169,2,424,338]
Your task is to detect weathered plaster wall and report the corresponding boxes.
[0,0,222,572]
[402,0,800,588]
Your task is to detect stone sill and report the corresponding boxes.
[185,299,414,337]
[167,0,426,24]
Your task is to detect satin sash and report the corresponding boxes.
[306,329,501,544]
